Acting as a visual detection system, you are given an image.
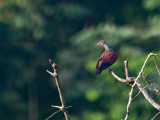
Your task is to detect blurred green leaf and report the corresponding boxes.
[85,89,101,102]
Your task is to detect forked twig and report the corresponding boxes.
[109,68,126,82]
[124,59,134,120]
[46,59,70,120]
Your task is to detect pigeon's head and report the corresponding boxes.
[97,40,106,46]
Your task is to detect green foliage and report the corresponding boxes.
[83,111,106,120]
[85,88,101,102]
[143,0,160,10]
[0,0,160,120]
[85,60,97,73]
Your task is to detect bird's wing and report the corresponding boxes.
[96,56,112,71]
[96,53,109,69]
[101,52,118,64]
[96,52,117,70]
[96,51,108,69]
[96,57,102,69]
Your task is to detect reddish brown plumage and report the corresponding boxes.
[95,40,118,75]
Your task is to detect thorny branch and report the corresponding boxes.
[46,59,70,120]
[109,53,160,120]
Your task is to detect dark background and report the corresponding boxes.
[0,0,160,120]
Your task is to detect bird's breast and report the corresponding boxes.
[101,51,118,64]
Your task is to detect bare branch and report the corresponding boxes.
[45,110,61,120]
[144,80,160,96]
[108,53,160,119]
[51,105,72,110]
[124,59,129,79]
[136,80,160,110]
[135,53,160,111]
[124,85,134,120]
[154,61,160,75]
[108,68,126,82]
[46,59,70,120]
[110,59,135,120]
[132,85,147,100]
[51,105,62,109]
[151,111,160,120]
[135,53,160,84]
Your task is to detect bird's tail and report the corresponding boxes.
[95,69,101,75]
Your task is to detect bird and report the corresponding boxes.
[95,40,118,75]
